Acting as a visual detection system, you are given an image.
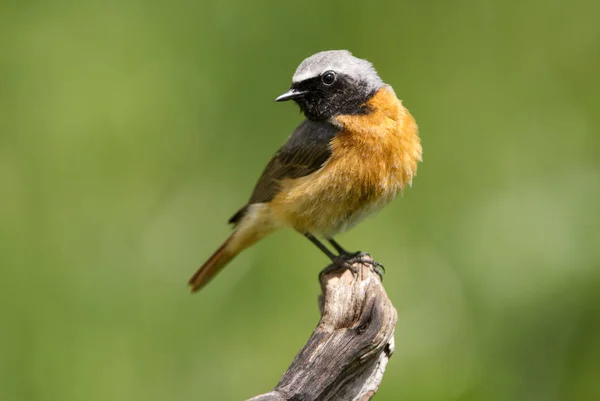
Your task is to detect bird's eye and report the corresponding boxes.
[321,71,336,86]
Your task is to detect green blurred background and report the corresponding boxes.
[1,0,599,400]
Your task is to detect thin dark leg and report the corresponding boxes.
[327,238,360,257]
[304,232,337,261]
[327,238,386,281]
[306,233,386,282]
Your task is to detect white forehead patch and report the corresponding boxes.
[291,50,384,91]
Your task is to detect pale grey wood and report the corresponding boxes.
[247,255,398,401]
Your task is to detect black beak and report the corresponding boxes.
[275,89,308,102]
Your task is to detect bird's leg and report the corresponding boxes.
[305,232,357,278]
[328,238,384,275]
[304,232,338,261]
[305,233,385,281]
[327,238,361,257]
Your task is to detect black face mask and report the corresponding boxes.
[291,74,377,121]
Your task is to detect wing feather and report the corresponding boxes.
[249,120,339,204]
[229,120,339,225]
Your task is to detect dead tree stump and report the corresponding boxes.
[247,255,398,401]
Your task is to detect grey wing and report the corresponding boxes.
[228,120,339,224]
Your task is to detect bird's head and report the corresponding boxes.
[276,50,385,121]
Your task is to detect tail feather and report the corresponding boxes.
[189,203,274,292]
[188,236,237,292]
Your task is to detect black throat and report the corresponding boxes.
[291,74,378,121]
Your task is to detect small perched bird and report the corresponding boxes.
[189,50,422,292]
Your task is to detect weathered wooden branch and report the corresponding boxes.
[247,256,398,401]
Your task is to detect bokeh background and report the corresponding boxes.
[1,0,599,400]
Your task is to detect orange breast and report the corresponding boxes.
[270,86,422,236]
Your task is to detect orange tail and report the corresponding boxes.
[189,203,275,292]
[188,235,237,292]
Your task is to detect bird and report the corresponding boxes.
[188,50,422,292]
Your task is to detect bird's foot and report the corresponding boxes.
[319,252,385,281]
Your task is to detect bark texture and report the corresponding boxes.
[247,256,398,401]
